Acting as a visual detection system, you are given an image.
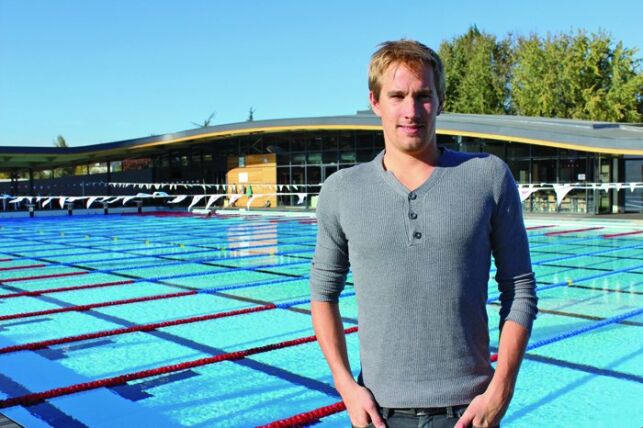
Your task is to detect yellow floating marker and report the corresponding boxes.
[60,232,64,237]
[567,279,573,286]
[113,236,118,241]
[179,243,185,248]
[145,240,150,246]
[85,235,90,239]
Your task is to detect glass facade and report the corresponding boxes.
[138,130,634,213]
[2,127,638,214]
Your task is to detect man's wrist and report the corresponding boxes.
[486,376,515,402]
[334,373,358,395]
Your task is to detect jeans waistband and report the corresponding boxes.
[381,405,467,418]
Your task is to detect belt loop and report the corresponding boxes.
[446,406,455,418]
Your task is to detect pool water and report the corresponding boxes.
[0,213,641,427]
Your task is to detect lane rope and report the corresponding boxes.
[0,280,135,299]
[0,291,356,355]
[0,327,359,409]
[262,307,643,427]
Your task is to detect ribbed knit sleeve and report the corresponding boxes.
[491,159,538,333]
[309,171,349,302]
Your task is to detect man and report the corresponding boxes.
[309,39,537,428]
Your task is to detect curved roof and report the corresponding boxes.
[1,113,641,170]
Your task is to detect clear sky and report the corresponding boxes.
[1,0,641,147]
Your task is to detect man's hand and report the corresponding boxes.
[338,381,386,428]
[454,385,511,428]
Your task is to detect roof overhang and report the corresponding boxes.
[1,113,641,171]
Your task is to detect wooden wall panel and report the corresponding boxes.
[226,153,277,208]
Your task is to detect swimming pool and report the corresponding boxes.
[0,213,641,427]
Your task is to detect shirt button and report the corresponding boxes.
[409,212,418,220]
[414,232,422,239]
[408,192,417,200]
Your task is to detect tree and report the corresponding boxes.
[511,31,642,122]
[438,26,513,114]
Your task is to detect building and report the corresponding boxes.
[1,112,642,214]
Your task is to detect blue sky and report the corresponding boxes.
[1,0,641,147]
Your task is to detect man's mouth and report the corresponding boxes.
[398,124,424,133]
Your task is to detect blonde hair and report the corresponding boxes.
[369,39,445,105]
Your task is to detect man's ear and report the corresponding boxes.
[369,91,381,117]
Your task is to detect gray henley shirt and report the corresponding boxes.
[309,148,538,408]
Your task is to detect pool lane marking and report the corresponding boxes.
[544,226,605,236]
[259,306,643,427]
[0,264,47,272]
[0,229,318,268]
[0,258,12,262]
[487,301,643,328]
[0,304,277,354]
[529,306,643,345]
[530,242,643,266]
[0,280,135,299]
[603,230,643,238]
[0,273,318,321]
[0,277,347,416]
[257,401,347,428]
[0,326,360,409]
[526,225,556,230]
[0,374,88,428]
[0,271,88,283]
[0,220,315,248]
[0,290,196,321]
[488,262,643,303]
[0,291,355,355]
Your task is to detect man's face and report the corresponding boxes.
[369,62,440,156]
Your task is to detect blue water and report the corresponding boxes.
[0,214,641,427]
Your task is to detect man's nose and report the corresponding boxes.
[402,96,422,117]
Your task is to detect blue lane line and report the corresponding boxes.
[531,242,643,266]
[0,219,315,242]
[0,231,316,267]
[535,263,643,293]
[525,307,643,352]
[487,238,642,275]
[487,263,643,303]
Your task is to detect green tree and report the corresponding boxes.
[438,26,513,114]
[512,31,642,122]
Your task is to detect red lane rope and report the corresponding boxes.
[544,226,604,236]
[0,271,89,283]
[257,401,347,427]
[0,264,46,272]
[0,327,359,409]
[525,225,555,230]
[0,290,196,321]
[0,258,13,262]
[602,230,643,238]
[0,279,135,299]
[0,304,276,354]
